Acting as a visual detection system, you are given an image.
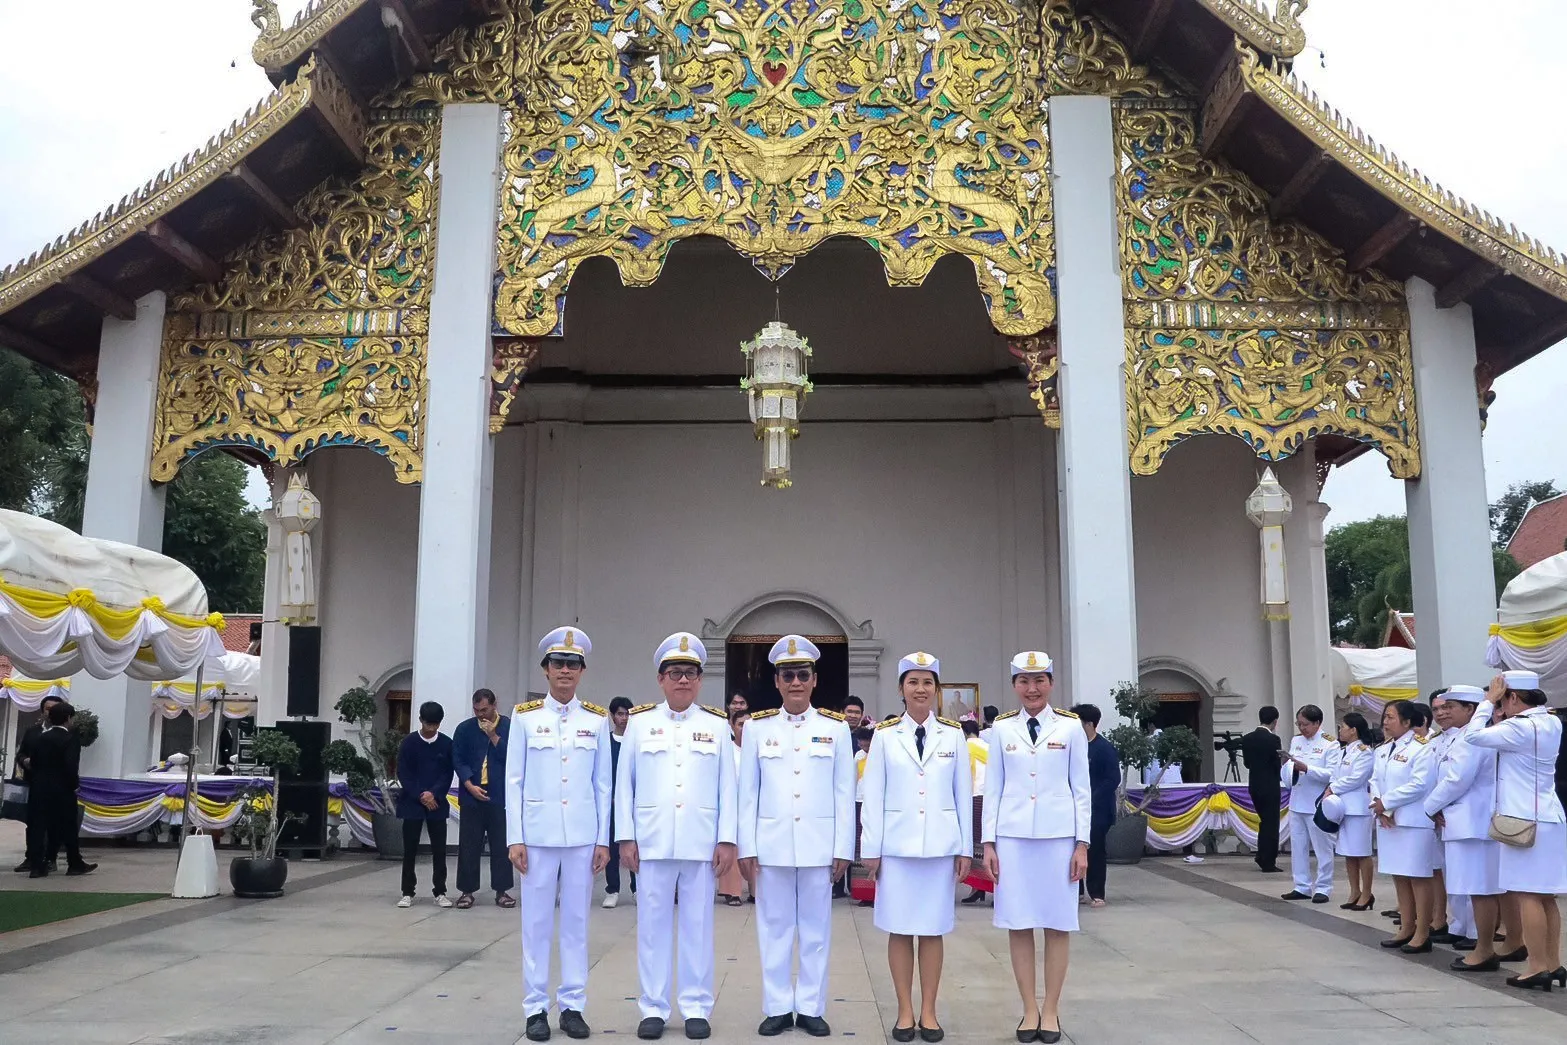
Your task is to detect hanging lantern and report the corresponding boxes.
[740,320,812,489]
[1245,467,1293,620]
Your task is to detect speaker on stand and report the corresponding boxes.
[273,720,330,859]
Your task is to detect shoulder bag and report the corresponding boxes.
[1488,717,1538,849]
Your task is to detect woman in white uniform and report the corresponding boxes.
[981,652,1089,1044]
[1468,671,1567,990]
[1328,712,1377,909]
[1371,699,1438,952]
[860,653,971,1042]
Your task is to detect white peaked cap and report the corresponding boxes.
[898,651,940,677]
[1502,669,1542,691]
[769,635,820,665]
[539,626,592,659]
[1010,651,1053,676]
[656,632,707,669]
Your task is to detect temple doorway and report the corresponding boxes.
[724,636,849,713]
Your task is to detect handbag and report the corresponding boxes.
[1488,717,1538,849]
[1,780,29,823]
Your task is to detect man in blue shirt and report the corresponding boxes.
[396,701,455,908]
[454,687,515,909]
[1071,703,1120,906]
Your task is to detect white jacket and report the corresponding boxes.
[860,713,972,860]
[1371,732,1437,828]
[1422,701,1499,840]
[504,695,612,849]
[981,708,1090,844]
[614,700,738,861]
[1282,732,1341,813]
[1468,705,1566,824]
[1329,741,1375,817]
[737,706,856,867]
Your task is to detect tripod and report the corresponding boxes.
[1221,746,1242,783]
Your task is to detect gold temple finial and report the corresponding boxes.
[250,0,282,43]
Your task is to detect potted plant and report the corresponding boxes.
[1103,681,1203,865]
[325,678,405,858]
[229,727,303,898]
[69,707,99,831]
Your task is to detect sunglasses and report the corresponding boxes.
[662,666,702,681]
[546,656,585,670]
[777,668,814,683]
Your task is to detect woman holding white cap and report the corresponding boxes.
[1371,699,1439,952]
[860,652,971,1043]
[1328,712,1378,910]
[1468,670,1567,990]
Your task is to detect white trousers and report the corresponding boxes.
[756,865,833,1018]
[1449,894,1474,939]
[1289,811,1335,896]
[637,859,716,1021]
[521,844,595,1015]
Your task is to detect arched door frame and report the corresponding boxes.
[702,591,885,711]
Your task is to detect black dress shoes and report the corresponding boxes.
[1016,1019,1039,1043]
[1428,924,1452,943]
[684,1018,711,1040]
[1451,937,1478,951]
[1039,1029,1063,1045]
[918,1025,944,1043]
[1311,894,1330,904]
[637,1017,666,1040]
[1380,937,1413,949]
[1498,947,1530,963]
[1400,940,1433,954]
[1451,955,1500,972]
[759,1015,794,1036]
[1279,890,1311,900]
[796,1015,831,1038]
[1257,865,1284,874]
[66,862,97,877]
[891,1025,917,1043]
[526,1013,552,1041]
[559,1010,590,1039]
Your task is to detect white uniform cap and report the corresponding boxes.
[539,626,592,660]
[1319,793,1346,825]
[656,632,707,669]
[1010,651,1053,677]
[1443,684,1485,703]
[769,635,821,666]
[898,651,940,678]
[1502,669,1542,691]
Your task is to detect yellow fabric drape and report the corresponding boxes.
[1490,616,1567,649]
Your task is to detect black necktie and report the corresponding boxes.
[915,725,926,759]
[1028,717,1040,744]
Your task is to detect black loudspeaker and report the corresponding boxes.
[276,782,329,851]
[286,626,322,717]
[273,720,330,782]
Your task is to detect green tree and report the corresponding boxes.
[161,454,267,613]
[1490,479,1563,546]
[0,348,84,513]
[1325,516,1408,644]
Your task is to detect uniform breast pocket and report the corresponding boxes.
[758,743,784,759]
[526,732,558,751]
[808,742,834,760]
[573,733,599,752]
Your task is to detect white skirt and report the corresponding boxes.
[1498,820,1567,895]
[874,856,956,936]
[1429,830,1445,872]
[1377,824,1434,878]
[1337,815,1373,858]
[1444,838,1502,896]
[993,836,1078,932]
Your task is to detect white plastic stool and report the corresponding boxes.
[172,833,220,898]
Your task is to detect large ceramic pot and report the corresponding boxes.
[1105,811,1149,865]
[372,812,404,860]
[230,856,288,898]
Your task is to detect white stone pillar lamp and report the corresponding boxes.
[741,320,812,489]
[1247,467,1293,706]
[276,472,322,624]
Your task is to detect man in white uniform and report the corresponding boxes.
[506,627,613,1042]
[1280,703,1340,903]
[738,636,856,1037]
[616,632,738,1041]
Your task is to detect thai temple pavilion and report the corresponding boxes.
[2,0,1564,780]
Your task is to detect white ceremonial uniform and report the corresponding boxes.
[1468,705,1567,895]
[1371,732,1437,877]
[1422,701,1501,898]
[1328,740,1376,858]
[616,701,738,1021]
[982,707,1091,931]
[860,713,972,937]
[737,706,856,1020]
[504,695,613,1017]
[1424,730,1458,872]
[1282,731,1341,896]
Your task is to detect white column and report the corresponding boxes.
[75,291,168,778]
[1281,454,1333,725]
[411,103,504,728]
[1404,277,1496,694]
[1049,96,1139,719]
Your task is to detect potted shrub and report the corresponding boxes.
[1103,681,1203,865]
[69,707,99,831]
[230,727,303,898]
[326,679,405,858]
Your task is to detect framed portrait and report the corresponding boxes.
[939,683,979,720]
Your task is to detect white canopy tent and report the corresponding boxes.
[1331,645,1419,721]
[153,651,260,720]
[1487,551,1567,706]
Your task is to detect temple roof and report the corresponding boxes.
[2,0,1564,380]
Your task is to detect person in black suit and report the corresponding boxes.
[26,701,95,878]
[1241,706,1284,874]
[11,694,65,874]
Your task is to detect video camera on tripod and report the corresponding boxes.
[1213,730,1245,782]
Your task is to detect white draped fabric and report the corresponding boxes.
[0,671,70,711]
[1486,551,1567,706]
[152,651,261,718]
[1331,646,1419,719]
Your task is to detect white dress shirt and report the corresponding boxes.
[1282,731,1341,812]
[1468,705,1566,824]
[1372,732,1438,826]
[860,713,972,860]
[1422,702,1499,840]
[1329,741,1376,816]
[738,707,856,867]
[504,694,613,849]
[981,709,1091,845]
[614,701,739,861]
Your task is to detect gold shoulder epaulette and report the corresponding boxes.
[701,704,729,718]
[515,700,544,714]
[630,703,657,715]
[995,709,1020,721]
[876,718,898,730]
[818,708,846,721]
[936,716,960,729]
[751,708,781,720]
[1415,734,1429,744]
[1053,707,1079,719]
[582,701,607,716]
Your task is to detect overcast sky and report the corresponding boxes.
[0,1,1561,522]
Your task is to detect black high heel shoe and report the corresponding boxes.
[1345,896,1376,911]
[1505,971,1554,992]
[1554,967,1567,988]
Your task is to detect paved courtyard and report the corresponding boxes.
[2,828,1566,1045]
